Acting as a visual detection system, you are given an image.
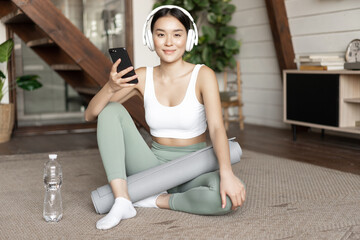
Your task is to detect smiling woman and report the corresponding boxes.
[85,5,246,231]
[153,0,240,72]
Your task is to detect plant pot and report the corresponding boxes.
[0,103,15,143]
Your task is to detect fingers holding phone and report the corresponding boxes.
[108,48,138,92]
[109,59,138,92]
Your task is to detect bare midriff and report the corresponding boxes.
[152,132,206,147]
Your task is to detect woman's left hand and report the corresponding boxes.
[220,172,246,210]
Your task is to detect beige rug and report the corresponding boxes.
[0,148,360,240]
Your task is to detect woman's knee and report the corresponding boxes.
[205,172,233,215]
[202,191,232,215]
[98,102,129,121]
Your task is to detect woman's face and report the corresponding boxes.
[152,15,187,63]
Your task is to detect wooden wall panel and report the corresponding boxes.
[292,32,360,54]
[233,0,264,11]
[289,9,360,36]
[243,88,282,105]
[240,42,277,58]
[241,58,280,74]
[285,0,360,18]
[242,74,282,90]
[232,7,269,27]
[235,25,273,43]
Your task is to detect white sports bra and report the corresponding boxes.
[144,64,207,139]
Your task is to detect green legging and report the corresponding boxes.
[97,102,232,215]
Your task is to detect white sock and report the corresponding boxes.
[133,191,167,208]
[96,197,136,230]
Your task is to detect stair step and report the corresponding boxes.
[1,9,31,24]
[51,64,81,71]
[27,38,55,48]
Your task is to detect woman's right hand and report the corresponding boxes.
[108,58,138,93]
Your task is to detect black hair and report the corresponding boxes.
[150,7,191,33]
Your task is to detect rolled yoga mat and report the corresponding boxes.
[91,138,242,214]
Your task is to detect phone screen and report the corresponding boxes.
[108,48,138,84]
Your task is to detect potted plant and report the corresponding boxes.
[0,38,42,143]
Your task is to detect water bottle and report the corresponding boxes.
[43,154,63,222]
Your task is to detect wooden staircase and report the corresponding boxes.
[0,0,148,131]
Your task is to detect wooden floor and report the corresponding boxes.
[0,123,359,175]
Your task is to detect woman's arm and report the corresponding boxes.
[84,59,140,122]
[198,66,246,210]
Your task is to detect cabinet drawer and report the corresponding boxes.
[286,74,339,127]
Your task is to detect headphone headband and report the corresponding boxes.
[142,5,198,50]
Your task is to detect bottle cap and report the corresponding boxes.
[49,154,57,160]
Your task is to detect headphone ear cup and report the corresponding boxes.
[186,29,195,52]
[146,29,155,51]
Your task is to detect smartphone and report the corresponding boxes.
[108,47,138,84]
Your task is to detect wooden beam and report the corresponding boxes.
[0,0,17,19]
[265,0,297,74]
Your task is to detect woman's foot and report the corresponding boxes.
[96,197,136,230]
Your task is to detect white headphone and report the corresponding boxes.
[142,5,198,52]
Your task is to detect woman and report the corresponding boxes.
[85,5,246,230]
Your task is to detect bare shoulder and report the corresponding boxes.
[198,65,217,86]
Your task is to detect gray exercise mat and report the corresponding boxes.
[91,139,242,214]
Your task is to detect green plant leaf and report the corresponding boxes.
[224,38,240,50]
[222,14,232,24]
[0,39,14,63]
[229,56,236,68]
[210,2,225,15]
[0,70,5,79]
[216,60,225,72]
[220,26,236,35]
[207,12,217,24]
[184,0,195,10]
[164,0,176,5]
[0,78,4,90]
[193,0,209,8]
[225,4,236,14]
[224,49,233,58]
[202,25,216,42]
[153,2,163,9]
[198,35,206,45]
[202,45,212,66]
[16,75,42,91]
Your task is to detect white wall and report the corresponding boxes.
[231,0,285,128]
[132,0,159,68]
[0,22,9,104]
[286,0,360,58]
